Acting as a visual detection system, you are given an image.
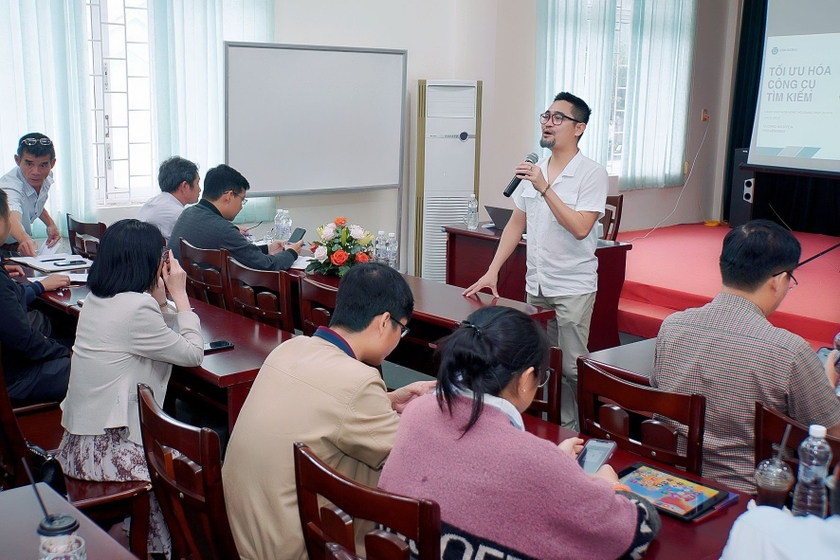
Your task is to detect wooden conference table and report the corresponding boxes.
[0,483,138,560]
[444,224,632,352]
[524,416,747,560]
[40,275,552,431]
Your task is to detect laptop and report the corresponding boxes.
[484,206,514,230]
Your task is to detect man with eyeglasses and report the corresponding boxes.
[0,133,61,257]
[223,263,435,560]
[653,219,840,494]
[169,163,303,270]
[464,91,607,430]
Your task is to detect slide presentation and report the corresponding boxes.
[747,0,840,174]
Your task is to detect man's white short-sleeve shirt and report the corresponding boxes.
[136,191,185,244]
[0,167,54,244]
[512,151,607,297]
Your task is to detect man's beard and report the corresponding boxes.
[539,137,555,149]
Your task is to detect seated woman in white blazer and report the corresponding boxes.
[57,218,204,557]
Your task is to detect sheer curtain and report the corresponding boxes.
[620,0,697,190]
[0,0,96,233]
[149,0,275,222]
[536,0,617,166]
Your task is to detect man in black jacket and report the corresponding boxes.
[0,189,71,402]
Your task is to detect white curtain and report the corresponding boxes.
[0,0,96,233]
[536,0,617,166]
[149,0,275,222]
[620,0,697,190]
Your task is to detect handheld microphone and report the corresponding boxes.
[503,153,539,198]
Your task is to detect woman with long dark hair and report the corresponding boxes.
[57,219,204,557]
[379,306,660,559]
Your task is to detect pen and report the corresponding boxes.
[40,258,64,262]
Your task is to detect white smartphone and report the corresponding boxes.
[577,438,617,474]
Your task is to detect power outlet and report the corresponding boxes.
[701,109,709,122]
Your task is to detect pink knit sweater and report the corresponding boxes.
[379,394,640,559]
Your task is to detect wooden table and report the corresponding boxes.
[524,415,746,560]
[444,224,632,351]
[585,337,655,385]
[0,482,138,559]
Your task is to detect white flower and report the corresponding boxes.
[313,245,328,263]
[321,223,336,241]
[349,225,366,240]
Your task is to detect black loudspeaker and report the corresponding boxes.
[729,148,755,228]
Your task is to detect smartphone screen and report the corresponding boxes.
[577,439,617,474]
[288,227,306,243]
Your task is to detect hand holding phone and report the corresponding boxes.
[577,439,617,475]
[287,227,306,244]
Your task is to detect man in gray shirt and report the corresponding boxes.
[169,164,303,270]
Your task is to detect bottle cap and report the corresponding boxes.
[378,231,385,235]
[38,514,79,537]
[388,232,395,237]
[809,425,827,438]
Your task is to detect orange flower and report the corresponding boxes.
[355,252,370,264]
[331,250,349,266]
[335,217,347,226]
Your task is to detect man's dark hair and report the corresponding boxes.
[88,219,165,297]
[719,219,801,292]
[0,189,8,220]
[554,92,592,124]
[202,164,249,200]
[17,132,56,160]
[330,263,414,332]
[158,156,198,193]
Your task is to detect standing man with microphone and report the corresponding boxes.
[463,92,607,429]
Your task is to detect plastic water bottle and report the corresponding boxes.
[282,210,293,241]
[374,231,387,263]
[386,232,398,269]
[791,424,832,518]
[466,194,479,231]
[273,209,284,241]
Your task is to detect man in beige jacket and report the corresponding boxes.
[222,263,435,560]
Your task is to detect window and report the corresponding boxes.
[606,1,632,174]
[87,0,155,205]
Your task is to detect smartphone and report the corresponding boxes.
[53,260,87,267]
[577,438,617,474]
[288,227,306,243]
[203,340,234,353]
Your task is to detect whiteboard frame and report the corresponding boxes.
[224,41,408,199]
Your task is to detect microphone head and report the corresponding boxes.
[525,152,539,164]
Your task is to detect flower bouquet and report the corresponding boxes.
[306,217,374,277]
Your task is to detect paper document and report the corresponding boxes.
[37,239,60,256]
[8,253,93,273]
[290,255,313,270]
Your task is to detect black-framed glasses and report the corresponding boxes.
[228,190,248,206]
[20,137,52,147]
[772,269,798,290]
[537,367,552,389]
[539,111,582,126]
[391,317,410,339]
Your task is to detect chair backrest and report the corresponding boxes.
[66,213,107,259]
[300,276,339,336]
[224,257,294,332]
[525,347,562,425]
[294,442,441,560]
[599,194,624,241]
[178,238,230,310]
[138,383,238,560]
[0,348,34,490]
[577,356,707,475]
[754,402,840,474]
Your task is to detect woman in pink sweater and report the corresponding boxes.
[379,307,659,559]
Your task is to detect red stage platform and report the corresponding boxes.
[616,223,840,348]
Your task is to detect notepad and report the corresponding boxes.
[8,254,93,273]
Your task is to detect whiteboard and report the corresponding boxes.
[225,42,407,196]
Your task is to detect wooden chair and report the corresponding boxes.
[138,383,239,560]
[300,276,339,336]
[294,442,440,560]
[224,256,294,332]
[754,402,840,473]
[577,356,707,475]
[0,354,150,556]
[66,213,106,259]
[599,194,624,241]
[525,347,562,425]
[179,238,229,310]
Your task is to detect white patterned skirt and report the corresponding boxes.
[57,428,172,558]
